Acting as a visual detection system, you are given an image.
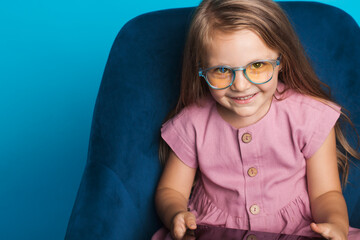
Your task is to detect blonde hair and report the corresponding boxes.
[160,0,359,185]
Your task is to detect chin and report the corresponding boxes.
[234,109,258,118]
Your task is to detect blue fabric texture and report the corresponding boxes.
[65,2,360,239]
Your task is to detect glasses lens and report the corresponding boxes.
[245,61,274,84]
[206,67,233,89]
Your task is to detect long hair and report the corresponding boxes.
[159,0,359,186]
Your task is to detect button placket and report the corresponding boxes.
[238,130,262,220]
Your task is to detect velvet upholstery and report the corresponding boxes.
[65,2,360,239]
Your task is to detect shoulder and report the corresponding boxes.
[161,96,216,139]
[275,88,341,122]
[165,96,216,127]
[274,87,341,159]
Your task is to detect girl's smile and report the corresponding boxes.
[206,29,281,128]
[230,92,258,104]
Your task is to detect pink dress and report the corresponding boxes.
[152,85,360,239]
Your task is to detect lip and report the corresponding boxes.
[230,93,258,104]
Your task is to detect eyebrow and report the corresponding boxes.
[208,57,277,68]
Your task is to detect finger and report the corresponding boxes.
[310,223,331,239]
[184,213,197,230]
[172,224,187,240]
[310,222,320,233]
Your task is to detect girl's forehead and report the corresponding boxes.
[205,29,278,65]
[208,29,265,47]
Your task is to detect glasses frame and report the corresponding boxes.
[199,56,281,90]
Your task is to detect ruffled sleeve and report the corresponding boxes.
[161,108,198,168]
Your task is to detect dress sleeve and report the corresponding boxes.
[301,102,341,159]
[161,109,198,168]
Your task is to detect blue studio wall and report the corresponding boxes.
[0,1,359,239]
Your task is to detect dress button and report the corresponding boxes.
[247,167,258,177]
[246,234,257,240]
[242,133,252,143]
[250,204,260,215]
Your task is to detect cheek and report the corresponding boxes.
[260,78,278,95]
[209,88,223,99]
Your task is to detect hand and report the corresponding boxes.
[170,211,197,240]
[310,222,348,240]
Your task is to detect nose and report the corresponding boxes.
[230,70,252,92]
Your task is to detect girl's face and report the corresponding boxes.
[206,29,281,128]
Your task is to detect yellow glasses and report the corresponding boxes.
[199,56,281,89]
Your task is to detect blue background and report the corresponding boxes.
[0,1,359,239]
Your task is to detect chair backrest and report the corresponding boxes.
[66,2,360,239]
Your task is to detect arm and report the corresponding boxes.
[155,150,197,239]
[307,128,349,240]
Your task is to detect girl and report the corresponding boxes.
[153,0,360,239]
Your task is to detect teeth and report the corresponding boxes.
[236,94,255,100]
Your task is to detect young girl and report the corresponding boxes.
[153,0,360,239]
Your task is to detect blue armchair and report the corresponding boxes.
[65,2,360,239]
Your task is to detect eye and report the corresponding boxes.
[251,62,264,69]
[215,67,231,74]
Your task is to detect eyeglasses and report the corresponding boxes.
[198,56,281,90]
